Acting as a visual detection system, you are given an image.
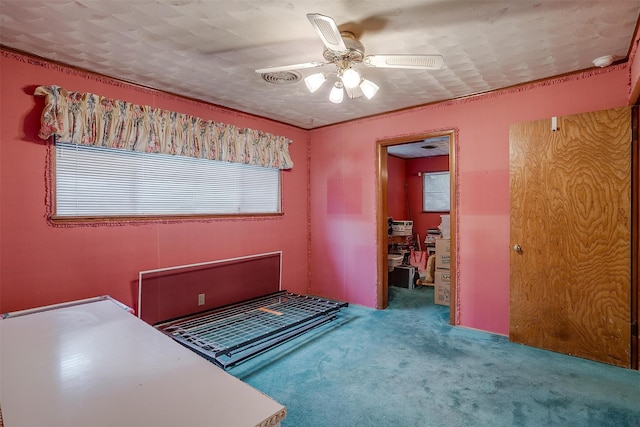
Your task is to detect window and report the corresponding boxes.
[422,171,450,212]
[55,143,281,217]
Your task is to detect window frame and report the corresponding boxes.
[422,171,450,213]
[51,142,284,223]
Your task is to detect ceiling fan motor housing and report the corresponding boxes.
[323,32,365,63]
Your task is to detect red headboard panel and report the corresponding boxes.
[138,252,281,325]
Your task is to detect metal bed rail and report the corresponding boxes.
[156,291,348,369]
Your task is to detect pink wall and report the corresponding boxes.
[1,47,635,338]
[309,64,631,335]
[0,50,310,313]
[406,156,450,240]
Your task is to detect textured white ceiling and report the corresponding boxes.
[388,136,450,159]
[1,0,638,129]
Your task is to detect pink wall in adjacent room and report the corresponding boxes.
[386,155,407,221]
[405,155,449,240]
[309,64,631,335]
[387,154,450,246]
[0,50,310,313]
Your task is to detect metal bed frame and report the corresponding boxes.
[156,291,348,369]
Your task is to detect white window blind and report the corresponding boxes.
[55,143,281,217]
[422,171,450,212]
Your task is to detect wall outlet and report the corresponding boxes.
[198,293,205,306]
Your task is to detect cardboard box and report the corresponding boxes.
[435,283,450,306]
[435,238,450,252]
[434,270,451,286]
[435,238,450,270]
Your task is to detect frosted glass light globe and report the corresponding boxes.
[304,73,326,92]
[329,82,344,103]
[360,79,379,99]
[341,68,361,89]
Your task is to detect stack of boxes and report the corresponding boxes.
[434,238,450,306]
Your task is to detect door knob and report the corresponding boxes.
[513,244,522,252]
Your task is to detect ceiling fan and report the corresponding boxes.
[255,13,444,103]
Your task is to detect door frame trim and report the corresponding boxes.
[632,105,639,370]
[375,129,457,326]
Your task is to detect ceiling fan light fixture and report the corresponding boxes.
[257,13,446,106]
[329,81,344,103]
[360,79,379,99]
[304,72,326,92]
[341,67,361,89]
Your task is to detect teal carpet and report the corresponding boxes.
[230,286,640,426]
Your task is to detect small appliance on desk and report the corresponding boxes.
[391,219,413,236]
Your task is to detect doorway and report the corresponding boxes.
[376,130,457,326]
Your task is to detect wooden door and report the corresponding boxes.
[509,107,631,367]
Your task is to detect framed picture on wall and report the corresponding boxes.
[422,171,450,212]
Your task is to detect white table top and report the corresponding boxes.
[0,298,285,427]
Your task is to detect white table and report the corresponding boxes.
[0,297,285,427]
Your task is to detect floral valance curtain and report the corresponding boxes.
[34,85,293,170]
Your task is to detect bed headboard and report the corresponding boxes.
[138,252,282,325]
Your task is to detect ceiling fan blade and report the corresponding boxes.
[364,54,444,70]
[255,61,327,74]
[307,13,347,52]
